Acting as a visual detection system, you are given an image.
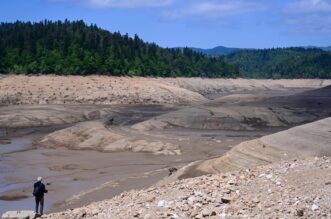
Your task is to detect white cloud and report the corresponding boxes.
[162,0,266,19]
[283,0,331,34]
[53,0,174,8]
[286,14,331,33]
[284,0,331,13]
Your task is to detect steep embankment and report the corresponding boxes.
[167,117,331,181]
[44,157,331,219]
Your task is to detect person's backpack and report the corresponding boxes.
[33,184,42,196]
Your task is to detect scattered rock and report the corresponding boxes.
[43,158,331,219]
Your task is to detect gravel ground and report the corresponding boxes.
[44,157,331,219]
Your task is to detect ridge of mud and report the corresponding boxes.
[39,121,181,155]
[165,117,331,182]
[132,85,331,132]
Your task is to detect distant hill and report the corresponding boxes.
[0,20,240,78]
[304,46,331,52]
[188,45,331,79]
[190,46,241,56]
[225,47,331,79]
[188,45,331,56]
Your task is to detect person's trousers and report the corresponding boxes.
[35,196,44,215]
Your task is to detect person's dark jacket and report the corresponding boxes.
[33,181,48,197]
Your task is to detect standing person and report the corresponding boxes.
[33,176,48,216]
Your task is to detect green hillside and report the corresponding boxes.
[0,20,239,78]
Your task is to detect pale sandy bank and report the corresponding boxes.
[1,75,330,105]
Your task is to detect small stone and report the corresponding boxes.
[190,210,199,217]
[219,212,227,218]
[221,197,231,204]
[224,189,231,194]
[252,198,260,203]
[170,213,179,219]
[311,204,319,211]
[80,212,87,218]
[228,180,236,185]
[201,209,210,217]
[193,191,203,197]
[296,209,304,217]
[133,212,140,217]
[265,174,273,179]
[158,200,168,208]
[195,214,203,219]
[188,196,196,205]
[143,214,153,219]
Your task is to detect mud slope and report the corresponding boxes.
[0,104,175,128]
[165,78,331,98]
[39,121,181,155]
[166,117,331,181]
[133,86,331,132]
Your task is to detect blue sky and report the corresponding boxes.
[0,0,330,48]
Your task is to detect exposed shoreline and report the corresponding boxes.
[1,77,331,216]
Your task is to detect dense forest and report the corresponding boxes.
[0,20,240,77]
[1,20,330,78]
[225,48,331,79]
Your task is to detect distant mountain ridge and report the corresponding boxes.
[189,46,241,56]
[225,47,331,79]
[303,46,331,52]
[188,45,331,56]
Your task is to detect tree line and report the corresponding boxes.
[0,20,240,78]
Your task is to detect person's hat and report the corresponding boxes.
[37,176,42,182]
